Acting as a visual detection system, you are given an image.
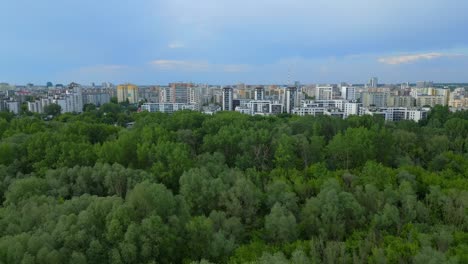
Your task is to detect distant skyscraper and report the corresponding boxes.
[254,86,265,100]
[285,86,297,113]
[222,86,233,111]
[188,86,201,107]
[170,83,193,103]
[117,84,139,103]
[315,86,333,100]
[341,86,356,101]
[369,77,378,88]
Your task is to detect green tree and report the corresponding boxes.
[4,177,49,205]
[186,216,215,261]
[265,180,299,213]
[179,167,227,215]
[44,103,62,116]
[264,203,298,244]
[221,177,262,226]
[83,103,97,112]
[301,179,365,240]
[274,134,297,171]
[326,127,376,169]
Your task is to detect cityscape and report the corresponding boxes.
[1,78,466,123]
[1,0,468,263]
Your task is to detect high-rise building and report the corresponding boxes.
[27,101,41,113]
[170,83,193,103]
[315,86,333,100]
[436,88,451,105]
[341,86,356,101]
[416,96,447,107]
[369,77,378,88]
[188,86,201,108]
[344,102,361,118]
[159,86,171,103]
[285,86,297,113]
[6,101,20,114]
[83,92,110,106]
[52,90,83,113]
[389,96,416,108]
[361,92,389,107]
[222,87,233,111]
[117,84,139,103]
[254,86,265,100]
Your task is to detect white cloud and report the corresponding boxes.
[378,52,462,65]
[149,59,249,73]
[168,41,185,49]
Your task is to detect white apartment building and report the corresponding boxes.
[141,103,197,113]
[52,91,83,113]
[344,102,361,118]
[292,107,326,116]
[188,86,201,109]
[6,101,20,114]
[315,86,333,100]
[360,107,429,122]
[341,86,356,101]
[243,100,284,115]
[27,101,42,113]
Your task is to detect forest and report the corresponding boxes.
[0,103,467,264]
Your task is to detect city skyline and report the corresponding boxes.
[1,0,468,84]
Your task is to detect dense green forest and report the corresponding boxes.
[0,103,467,264]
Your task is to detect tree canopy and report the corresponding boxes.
[0,106,467,263]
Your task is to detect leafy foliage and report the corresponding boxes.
[0,107,467,263]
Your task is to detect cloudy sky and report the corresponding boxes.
[1,0,468,85]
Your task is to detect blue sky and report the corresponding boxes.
[1,0,468,85]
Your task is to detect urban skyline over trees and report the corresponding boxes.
[1,0,467,263]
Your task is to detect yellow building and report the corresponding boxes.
[117,84,139,104]
[416,95,447,107]
[449,98,468,108]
